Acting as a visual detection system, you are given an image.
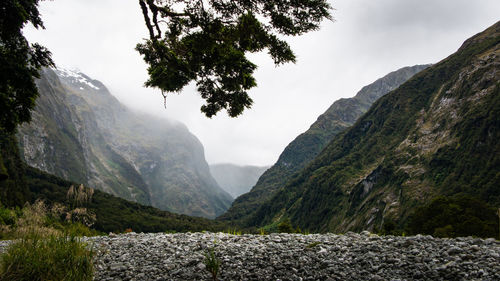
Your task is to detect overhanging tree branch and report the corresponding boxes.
[137,0,332,118]
[139,0,156,39]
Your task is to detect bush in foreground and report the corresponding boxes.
[0,233,94,281]
[0,200,94,280]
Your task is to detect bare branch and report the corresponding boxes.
[139,0,156,39]
[145,0,162,37]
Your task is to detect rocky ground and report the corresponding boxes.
[84,231,500,281]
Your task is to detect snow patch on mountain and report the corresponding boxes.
[54,67,100,90]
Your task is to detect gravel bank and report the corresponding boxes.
[87,232,499,281]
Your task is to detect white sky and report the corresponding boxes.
[24,0,500,166]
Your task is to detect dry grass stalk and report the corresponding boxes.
[67,184,94,208]
[14,200,61,238]
[65,208,96,227]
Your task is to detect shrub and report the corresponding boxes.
[65,222,98,237]
[0,233,94,281]
[0,206,18,240]
[67,184,94,209]
[13,200,60,239]
[378,220,403,236]
[203,246,221,281]
[277,218,294,233]
[0,207,16,226]
[434,225,455,238]
[407,194,498,238]
[0,199,98,280]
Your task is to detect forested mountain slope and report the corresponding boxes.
[248,22,500,232]
[219,64,430,223]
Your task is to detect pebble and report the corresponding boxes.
[86,232,500,280]
[1,232,499,280]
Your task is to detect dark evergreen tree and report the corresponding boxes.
[0,0,53,133]
[1,0,52,206]
[407,195,498,238]
[277,218,294,233]
[137,0,332,117]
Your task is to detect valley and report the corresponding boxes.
[220,64,431,224]
[210,163,269,198]
[0,2,499,280]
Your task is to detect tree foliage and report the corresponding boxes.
[137,0,332,117]
[407,195,498,239]
[26,166,229,233]
[0,0,53,132]
[277,218,294,233]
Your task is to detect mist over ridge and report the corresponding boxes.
[18,67,233,218]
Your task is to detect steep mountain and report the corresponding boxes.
[249,22,500,232]
[219,64,430,223]
[209,164,269,198]
[17,68,232,218]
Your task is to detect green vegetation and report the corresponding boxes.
[407,195,498,238]
[275,218,305,234]
[0,234,94,281]
[2,123,229,236]
[306,241,321,249]
[243,22,500,235]
[277,218,295,233]
[0,199,99,240]
[377,220,404,236]
[0,130,31,208]
[225,228,242,235]
[0,0,53,133]
[0,207,17,226]
[0,200,94,281]
[203,246,221,281]
[27,167,229,233]
[219,65,429,226]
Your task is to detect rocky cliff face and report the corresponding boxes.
[219,64,430,223]
[248,22,500,232]
[209,164,269,198]
[18,68,232,218]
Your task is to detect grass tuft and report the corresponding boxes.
[0,200,95,280]
[204,246,221,281]
[306,241,321,248]
[0,233,94,281]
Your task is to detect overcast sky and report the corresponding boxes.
[25,0,499,166]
